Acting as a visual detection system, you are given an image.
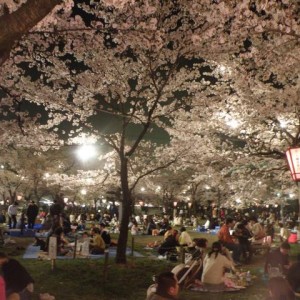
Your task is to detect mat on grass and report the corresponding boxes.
[23,245,144,259]
[23,245,41,259]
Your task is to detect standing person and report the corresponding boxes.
[218,217,241,265]
[49,200,62,218]
[7,202,18,229]
[0,252,34,300]
[146,271,179,300]
[26,201,39,229]
[235,220,253,263]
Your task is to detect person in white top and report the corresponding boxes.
[202,241,235,288]
[249,216,265,244]
[278,223,289,242]
[7,202,18,229]
[178,227,193,247]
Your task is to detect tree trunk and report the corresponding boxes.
[115,157,131,264]
[0,0,62,66]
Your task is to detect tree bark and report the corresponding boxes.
[115,157,131,264]
[0,0,62,66]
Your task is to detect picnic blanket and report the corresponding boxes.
[23,244,143,259]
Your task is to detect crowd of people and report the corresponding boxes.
[2,199,300,299]
[145,210,300,300]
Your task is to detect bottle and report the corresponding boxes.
[246,271,251,284]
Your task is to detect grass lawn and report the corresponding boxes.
[2,231,300,300]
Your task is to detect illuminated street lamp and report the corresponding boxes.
[77,144,97,162]
[286,147,300,216]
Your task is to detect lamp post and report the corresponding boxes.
[286,147,300,217]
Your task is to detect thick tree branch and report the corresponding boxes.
[0,0,62,66]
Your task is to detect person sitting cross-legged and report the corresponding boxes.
[99,222,111,247]
[218,217,242,265]
[89,227,106,255]
[265,241,291,277]
[158,229,179,257]
[201,241,235,291]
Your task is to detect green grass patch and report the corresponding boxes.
[3,234,300,299]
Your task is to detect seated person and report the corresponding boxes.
[192,238,208,260]
[163,226,174,240]
[89,227,105,255]
[249,217,266,244]
[178,227,193,247]
[53,226,70,256]
[158,230,179,256]
[201,241,235,290]
[99,223,111,246]
[0,252,34,300]
[158,218,170,236]
[68,231,90,253]
[286,254,300,293]
[203,217,210,230]
[265,241,291,276]
[218,217,241,264]
[278,223,289,242]
[266,277,295,300]
[129,219,139,236]
[146,271,179,300]
[40,215,52,231]
[35,225,70,255]
[146,218,157,235]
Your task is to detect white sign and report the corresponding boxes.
[48,237,57,259]
[81,237,90,256]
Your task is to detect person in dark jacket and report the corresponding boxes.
[0,252,34,300]
[286,254,300,293]
[49,200,62,218]
[99,223,111,246]
[265,241,291,275]
[158,230,179,256]
[26,201,39,229]
[146,271,179,300]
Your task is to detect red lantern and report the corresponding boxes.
[286,147,300,182]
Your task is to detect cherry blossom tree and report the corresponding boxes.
[0,0,300,263]
[0,0,66,66]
